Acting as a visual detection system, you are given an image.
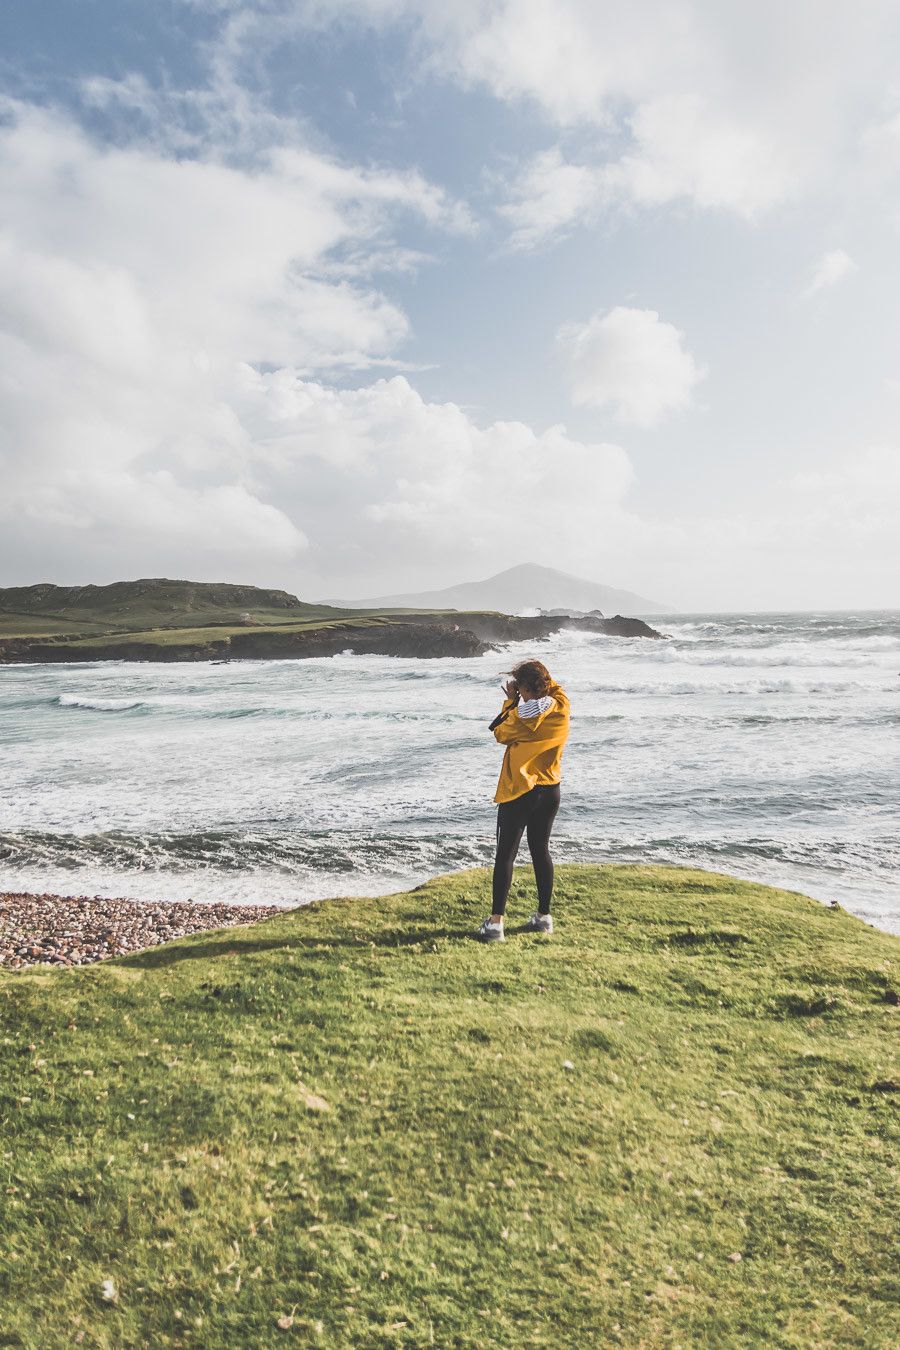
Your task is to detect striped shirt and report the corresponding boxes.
[516,695,555,720]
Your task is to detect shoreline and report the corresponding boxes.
[0,890,287,969]
[0,612,665,665]
[5,862,899,971]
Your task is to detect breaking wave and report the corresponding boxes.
[56,694,148,713]
[1,607,897,929]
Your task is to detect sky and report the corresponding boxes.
[1,1,899,611]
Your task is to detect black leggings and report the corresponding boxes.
[492,784,561,917]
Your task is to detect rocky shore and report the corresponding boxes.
[0,892,286,969]
[0,612,664,664]
[398,611,666,643]
[0,620,490,664]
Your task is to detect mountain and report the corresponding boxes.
[354,564,672,615]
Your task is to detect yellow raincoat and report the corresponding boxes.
[491,679,570,803]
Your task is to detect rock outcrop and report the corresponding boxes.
[0,611,664,665]
[0,622,489,664]
[390,611,666,643]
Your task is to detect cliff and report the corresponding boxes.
[0,610,665,663]
[0,621,489,664]
[0,576,666,663]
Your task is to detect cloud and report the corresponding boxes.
[0,95,641,587]
[613,94,794,217]
[496,148,612,250]
[791,444,900,513]
[804,248,858,296]
[0,98,459,369]
[0,97,470,576]
[2,363,646,589]
[557,307,707,427]
[78,39,475,245]
[235,1,900,238]
[497,93,794,247]
[231,371,640,576]
[3,4,898,608]
[431,1,899,218]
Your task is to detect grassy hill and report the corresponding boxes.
[1,864,897,1347]
[0,578,663,662]
[0,579,489,660]
[0,578,520,647]
[0,579,346,639]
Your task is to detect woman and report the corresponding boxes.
[477,659,571,942]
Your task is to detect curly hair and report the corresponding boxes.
[511,659,553,698]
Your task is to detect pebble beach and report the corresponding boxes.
[0,892,285,969]
[2,612,898,933]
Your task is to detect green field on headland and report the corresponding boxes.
[2,865,897,1347]
[0,580,485,663]
[0,580,345,638]
[0,578,663,662]
[0,579,435,649]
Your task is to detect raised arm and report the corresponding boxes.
[492,695,557,744]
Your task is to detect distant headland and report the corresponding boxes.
[0,576,665,663]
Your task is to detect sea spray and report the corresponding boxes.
[1,610,897,931]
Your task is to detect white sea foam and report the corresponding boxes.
[1,609,897,931]
[638,643,899,670]
[56,694,147,712]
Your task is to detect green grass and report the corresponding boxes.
[0,609,476,646]
[0,617,412,650]
[0,613,375,644]
[1,865,897,1348]
[0,615,113,639]
[0,580,346,639]
[0,576,476,643]
[0,574,512,645]
[58,618,389,649]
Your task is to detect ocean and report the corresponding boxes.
[1,610,898,933]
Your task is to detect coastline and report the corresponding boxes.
[0,610,664,665]
[5,862,899,970]
[0,890,286,969]
[3,608,895,947]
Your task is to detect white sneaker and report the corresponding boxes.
[526,911,553,934]
[476,918,505,943]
